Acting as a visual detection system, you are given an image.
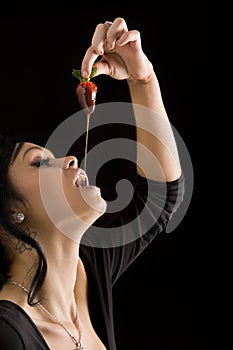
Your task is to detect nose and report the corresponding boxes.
[62,155,78,169]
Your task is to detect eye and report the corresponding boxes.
[31,157,51,167]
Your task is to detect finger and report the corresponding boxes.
[116,29,141,49]
[105,17,128,50]
[92,59,111,76]
[81,22,113,78]
[91,22,112,55]
[81,46,100,79]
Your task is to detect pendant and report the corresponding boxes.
[77,343,85,350]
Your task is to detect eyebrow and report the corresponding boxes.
[23,146,53,160]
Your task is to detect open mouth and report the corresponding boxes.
[75,170,89,188]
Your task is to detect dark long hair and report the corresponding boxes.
[0,134,47,305]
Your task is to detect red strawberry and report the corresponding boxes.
[72,68,97,115]
[75,81,97,115]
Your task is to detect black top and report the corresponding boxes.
[0,174,185,350]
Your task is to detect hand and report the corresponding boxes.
[81,17,154,83]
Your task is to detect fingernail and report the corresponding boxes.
[81,71,88,78]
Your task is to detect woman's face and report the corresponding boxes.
[8,142,107,237]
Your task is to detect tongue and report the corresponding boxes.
[76,173,88,187]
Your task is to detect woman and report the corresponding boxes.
[0,17,185,350]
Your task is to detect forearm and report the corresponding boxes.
[80,18,182,182]
[127,73,182,182]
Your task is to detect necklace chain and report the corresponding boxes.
[6,281,86,350]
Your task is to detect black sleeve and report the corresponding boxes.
[81,173,185,285]
[110,174,185,284]
[0,320,25,349]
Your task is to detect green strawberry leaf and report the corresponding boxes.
[72,67,97,82]
[89,67,97,79]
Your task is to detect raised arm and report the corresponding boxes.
[81,17,182,182]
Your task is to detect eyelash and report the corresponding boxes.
[31,157,51,167]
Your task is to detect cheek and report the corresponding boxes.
[14,176,49,222]
[13,176,41,204]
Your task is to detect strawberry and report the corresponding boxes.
[72,67,97,115]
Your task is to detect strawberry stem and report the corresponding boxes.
[72,67,97,82]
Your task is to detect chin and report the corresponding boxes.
[80,186,107,214]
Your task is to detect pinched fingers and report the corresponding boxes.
[81,18,128,78]
[81,22,111,78]
[81,46,99,79]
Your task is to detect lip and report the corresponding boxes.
[82,185,101,195]
[74,168,89,187]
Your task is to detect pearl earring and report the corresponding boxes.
[16,213,25,222]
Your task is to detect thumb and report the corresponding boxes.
[92,60,111,77]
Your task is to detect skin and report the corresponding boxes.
[0,17,181,350]
[2,142,107,348]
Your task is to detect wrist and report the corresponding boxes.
[127,70,158,88]
[127,63,157,86]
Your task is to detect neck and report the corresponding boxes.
[8,233,80,322]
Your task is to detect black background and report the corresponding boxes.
[0,3,232,349]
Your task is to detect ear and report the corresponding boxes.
[9,198,27,223]
[10,210,25,224]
